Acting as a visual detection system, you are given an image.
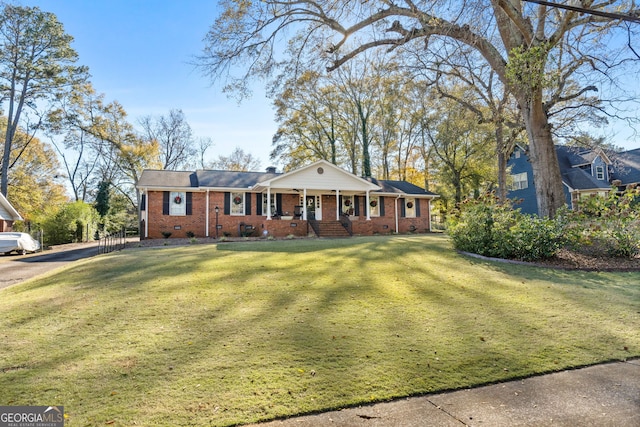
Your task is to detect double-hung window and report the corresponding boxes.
[231,192,245,216]
[405,198,416,218]
[369,196,380,217]
[511,172,528,190]
[262,193,276,216]
[170,191,186,216]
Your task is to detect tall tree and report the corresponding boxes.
[426,95,496,206]
[0,4,87,196]
[410,43,524,200]
[200,0,640,217]
[48,81,160,209]
[139,109,197,170]
[210,147,261,171]
[272,70,343,168]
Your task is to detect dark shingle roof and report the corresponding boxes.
[562,168,610,191]
[611,148,640,185]
[365,178,438,196]
[195,170,280,188]
[136,170,198,188]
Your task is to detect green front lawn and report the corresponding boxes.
[1,235,638,426]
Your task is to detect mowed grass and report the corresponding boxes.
[0,235,638,426]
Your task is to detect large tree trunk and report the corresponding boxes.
[521,98,565,218]
[495,123,508,201]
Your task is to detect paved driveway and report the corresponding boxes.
[0,242,100,290]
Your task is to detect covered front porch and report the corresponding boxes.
[253,161,380,238]
[253,161,435,236]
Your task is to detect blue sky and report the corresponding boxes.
[26,0,279,169]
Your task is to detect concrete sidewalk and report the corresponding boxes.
[252,359,639,426]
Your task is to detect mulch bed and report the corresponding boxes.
[534,248,640,272]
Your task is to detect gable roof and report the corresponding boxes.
[557,145,612,167]
[561,168,611,191]
[0,193,23,221]
[255,160,380,192]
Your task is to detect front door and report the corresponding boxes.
[304,195,321,220]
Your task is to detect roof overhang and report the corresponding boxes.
[0,193,23,221]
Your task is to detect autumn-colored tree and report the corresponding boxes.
[0,120,68,231]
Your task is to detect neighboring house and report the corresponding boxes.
[136,160,438,239]
[508,145,640,215]
[0,193,23,232]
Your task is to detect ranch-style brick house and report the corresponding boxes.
[137,160,438,239]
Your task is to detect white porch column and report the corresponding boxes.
[366,191,371,220]
[303,188,307,220]
[266,187,272,220]
[144,188,149,238]
[395,195,401,234]
[205,190,210,237]
[335,189,340,220]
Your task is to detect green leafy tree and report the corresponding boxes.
[424,92,496,206]
[94,180,110,218]
[0,4,87,196]
[42,200,98,245]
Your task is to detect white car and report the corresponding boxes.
[0,232,41,255]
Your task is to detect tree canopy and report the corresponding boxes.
[200,0,640,217]
[0,4,87,197]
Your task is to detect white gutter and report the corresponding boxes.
[335,189,340,220]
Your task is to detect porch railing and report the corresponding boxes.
[339,214,353,236]
[308,219,320,237]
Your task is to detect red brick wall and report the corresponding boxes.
[143,190,431,239]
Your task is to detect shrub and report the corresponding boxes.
[186,231,195,238]
[161,231,172,239]
[560,186,640,258]
[42,201,99,245]
[448,194,563,261]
